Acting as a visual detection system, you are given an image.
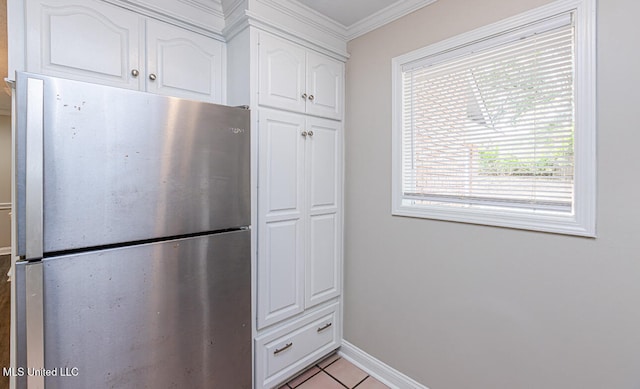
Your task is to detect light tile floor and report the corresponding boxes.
[279,353,390,389]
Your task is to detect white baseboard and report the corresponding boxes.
[0,247,10,256]
[338,340,429,389]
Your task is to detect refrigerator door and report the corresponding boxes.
[16,230,251,389]
[15,72,250,256]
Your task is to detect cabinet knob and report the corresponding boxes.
[308,131,314,137]
[149,73,157,81]
[301,93,307,100]
[131,69,139,77]
[308,94,315,101]
[301,131,308,137]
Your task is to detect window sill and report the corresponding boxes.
[392,202,596,237]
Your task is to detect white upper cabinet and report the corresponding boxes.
[26,0,141,90]
[25,0,224,103]
[258,33,306,114]
[146,20,223,102]
[259,32,343,120]
[305,52,343,120]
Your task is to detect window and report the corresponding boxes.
[391,0,596,236]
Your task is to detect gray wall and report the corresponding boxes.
[343,0,640,388]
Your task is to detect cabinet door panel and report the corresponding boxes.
[305,117,341,308]
[306,213,340,307]
[257,220,304,329]
[306,51,343,120]
[257,109,306,328]
[26,0,141,89]
[260,110,306,217]
[306,118,340,212]
[258,33,306,113]
[146,20,223,103]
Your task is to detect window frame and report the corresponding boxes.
[391,0,596,237]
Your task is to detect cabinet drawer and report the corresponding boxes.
[256,303,340,388]
[265,312,336,376]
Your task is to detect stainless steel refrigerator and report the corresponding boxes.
[13,72,251,388]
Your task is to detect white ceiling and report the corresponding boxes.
[296,0,398,27]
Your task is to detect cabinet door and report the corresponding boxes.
[257,109,306,329]
[306,51,343,120]
[26,0,141,90]
[146,20,224,103]
[258,33,306,113]
[305,117,342,308]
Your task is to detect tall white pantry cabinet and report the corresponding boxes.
[8,1,346,388]
[252,31,344,389]
[227,15,346,387]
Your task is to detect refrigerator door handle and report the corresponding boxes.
[25,262,45,389]
[25,77,44,261]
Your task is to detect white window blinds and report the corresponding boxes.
[401,16,575,213]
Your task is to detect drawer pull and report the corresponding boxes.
[317,322,332,332]
[273,342,293,355]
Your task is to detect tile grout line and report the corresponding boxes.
[287,367,322,388]
[323,370,350,389]
[320,355,374,389]
[351,375,371,389]
[318,356,350,388]
[318,357,340,371]
[290,354,384,389]
[284,354,340,388]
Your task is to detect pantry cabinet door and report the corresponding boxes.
[257,109,307,329]
[146,20,224,103]
[258,33,306,113]
[26,0,142,90]
[305,51,343,120]
[305,117,341,308]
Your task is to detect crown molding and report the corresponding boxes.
[248,10,349,60]
[346,0,438,40]
[103,0,225,40]
[222,0,248,37]
[255,0,347,42]
[222,9,248,41]
[250,0,438,42]
[222,0,347,55]
[178,0,224,17]
[222,0,246,20]
[100,0,437,44]
[224,0,438,47]
[230,0,349,58]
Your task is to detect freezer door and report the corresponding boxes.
[15,72,250,255]
[16,230,251,389]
